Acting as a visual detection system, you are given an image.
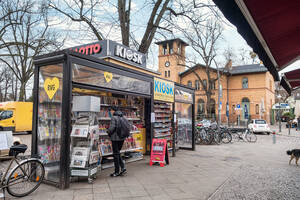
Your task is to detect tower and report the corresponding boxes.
[155,39,188,83]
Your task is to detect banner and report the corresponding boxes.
[149,139,169,167]
[154,78,174,103]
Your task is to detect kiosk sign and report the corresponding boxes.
[154,78,174,103]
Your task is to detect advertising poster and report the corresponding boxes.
[154,78,174,103]
[150,139,169,166]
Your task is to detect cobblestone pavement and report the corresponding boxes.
[1,132,300,200]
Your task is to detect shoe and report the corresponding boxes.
[110,172,120,177]
[120,168,127,176]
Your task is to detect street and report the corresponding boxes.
[1,128,300,200]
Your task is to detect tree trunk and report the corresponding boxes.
[19,81,26,101]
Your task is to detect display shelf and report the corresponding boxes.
[98,130,140,136]
[154,133,171,138]
[98,117,141,121]
[155,119,171,123]
[100,104,138,110]
[154,128,170,133]
[101,147,142,157]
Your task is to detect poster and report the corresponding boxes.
[153,78,174,103]
[150,139,169,166]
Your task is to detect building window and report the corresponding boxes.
[256,104,259,114]
[169,43,173,54]
[232,105,236,114]
[195,80,200,90]
[209,80,216,90]
[187,81,192,87]
[242,77,248,89]
[165,71,167,78]
[203,79,207,90]
[197,99,205,120]
[163,44,167,55]
[168,70,170,77]
[177,43,181,55]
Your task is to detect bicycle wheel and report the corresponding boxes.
[221,131,232,144]
[214,132,221,144]
[195,129,202,144]
[6,159,45,197]
[246,132,257,143]
[231,132,240,142]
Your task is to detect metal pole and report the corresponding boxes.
[279,110,281,132]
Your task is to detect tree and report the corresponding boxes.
[0,0,63,101]
[49,0,172,54]
[177,18,223,117]
[0,65,15,101]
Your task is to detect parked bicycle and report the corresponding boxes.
[0,144,45,198]
[231,128,257,143]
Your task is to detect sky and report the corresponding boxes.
[6,0,299,96]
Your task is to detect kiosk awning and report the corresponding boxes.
[213,0,300,86]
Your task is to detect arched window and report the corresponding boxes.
[256,104,259,114]
[203,79,207,90]
[242,97,250,103]
[232,104,236,114]
[195,80,200,90]
[242,77,248,89]
[187,81,192,87]
[209,99,216,119]
[197,99,205,120]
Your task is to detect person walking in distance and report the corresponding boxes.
[107,107,130,177]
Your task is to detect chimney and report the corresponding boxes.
[225,59,232,71]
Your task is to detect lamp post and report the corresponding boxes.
[277,94,282,132]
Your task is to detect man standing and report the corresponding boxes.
[107,107,127,177]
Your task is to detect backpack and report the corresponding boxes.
[116,116,131,139]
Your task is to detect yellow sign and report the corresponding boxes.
[154,78,174,102]
[104,72,113,83]
[44,77,59,100]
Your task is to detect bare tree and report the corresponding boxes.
[178,18,223,117]
[0,0,64,101]
[49,0,173,54]
[0,65,15,101]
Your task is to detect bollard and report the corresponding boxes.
[272,131,276,144]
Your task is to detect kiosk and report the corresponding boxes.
[32,41,195,189]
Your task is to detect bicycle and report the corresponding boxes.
[231,128,257,143]
[0,144,45,199]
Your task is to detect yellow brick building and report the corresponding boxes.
[156,39,275,124]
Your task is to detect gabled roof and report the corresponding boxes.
[155,38,189,46]
[179,63,268,77]
[230,64,268,75]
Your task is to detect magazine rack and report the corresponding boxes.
[70,96,100,183]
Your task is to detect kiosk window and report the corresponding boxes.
[72,64,151,95]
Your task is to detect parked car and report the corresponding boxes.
[248,119,271,134]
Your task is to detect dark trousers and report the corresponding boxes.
[112,140,125,173]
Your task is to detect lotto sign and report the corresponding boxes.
[154,78,174,103]
[149,139,169,167]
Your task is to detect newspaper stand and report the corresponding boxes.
[70,96,100,183]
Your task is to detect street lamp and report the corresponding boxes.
[277,94,282,132]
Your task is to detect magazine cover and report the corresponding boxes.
[71,125,89,137]
[72,147,90,157]
[70,156,87,168]
[89,151,99,164]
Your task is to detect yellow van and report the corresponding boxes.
[0,102,33,134]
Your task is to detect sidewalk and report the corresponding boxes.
[270,123,300,137]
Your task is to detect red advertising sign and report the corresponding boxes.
[149,139,169,167]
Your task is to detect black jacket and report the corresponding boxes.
[107,111,123,141]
